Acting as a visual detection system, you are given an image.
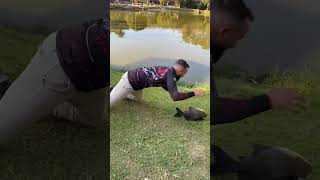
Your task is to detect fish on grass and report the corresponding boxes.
[212,144,312,180]
[174,107,207,121]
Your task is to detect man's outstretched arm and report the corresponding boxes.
[212,95,271,125]
[211,79,306,125]
[165,72,195,101]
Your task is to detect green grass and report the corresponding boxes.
[0,26,46,80]
[111,70,210,179]
[0,26,105,179]
[213,73,320,180]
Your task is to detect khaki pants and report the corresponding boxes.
[0,32,107,143]
[110,72,143,108]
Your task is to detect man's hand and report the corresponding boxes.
[194,89,206,97]
[267,87,308,112]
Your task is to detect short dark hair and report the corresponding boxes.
[213,0,255,22]
[175,59,190,69]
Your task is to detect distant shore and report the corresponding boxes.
[110,3,210,17]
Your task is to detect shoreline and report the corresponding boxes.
[110,3,210,17]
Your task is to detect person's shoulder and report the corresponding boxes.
[165,67,176,79]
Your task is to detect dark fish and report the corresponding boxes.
[174,107,207,121]
[212,144,312,180]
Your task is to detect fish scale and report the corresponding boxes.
[212,145,312,180]
[174,107,207,121]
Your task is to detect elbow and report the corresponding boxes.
[171,93,180,101]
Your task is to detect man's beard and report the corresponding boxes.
[212,45,227,63]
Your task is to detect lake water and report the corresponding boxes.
[219,0,320,73]
[0,0,107,31]
[110,10,210,84]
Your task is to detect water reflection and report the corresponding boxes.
[111,10,210,49]
[110,10,210,83]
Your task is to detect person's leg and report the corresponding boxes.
[126,90,143,102]
[110,72,134,108]
[0,32,74,144]
[52,87,108,130]
[51,101,78,122]
[71,87,108,130]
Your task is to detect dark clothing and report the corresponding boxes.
[56,19,109,92]
[211,49,271,125]
[128,66,195,101]
[212,46,226,63]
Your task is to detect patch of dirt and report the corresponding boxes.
[189,143,206,161]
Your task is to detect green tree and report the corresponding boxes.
[199,0,209,9]
[173,0,182,7]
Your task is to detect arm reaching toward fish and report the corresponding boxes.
[165,68,196,101]
[211,79,307,125]
[194,89,206,96]
[267,87,307,112]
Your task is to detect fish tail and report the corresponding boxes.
[212,145,240,176]
[174,107,184,117]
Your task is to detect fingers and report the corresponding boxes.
[288,99,308,112]
[288,106,302,113]
[291,92,305,101]
[194,89,206,96]
[293,99,308,110]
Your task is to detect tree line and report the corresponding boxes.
[116,0,210,10]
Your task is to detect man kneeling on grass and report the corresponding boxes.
[0,19,109,144]
[110,59,206,108]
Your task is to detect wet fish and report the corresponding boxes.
[212,144,312,180]
[174,107,207,121]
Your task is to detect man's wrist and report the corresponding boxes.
[252,94,272,111]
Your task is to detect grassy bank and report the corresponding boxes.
[110,70,210,179]
[0,26,45,80]
[213,65,320,180]
[0,26,105,179]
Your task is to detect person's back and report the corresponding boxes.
[56,19,109,92]
[0,19,110,144]
[127,66,176,90]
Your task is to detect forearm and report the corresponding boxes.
[170,91,195,101]
[211,94,271,125]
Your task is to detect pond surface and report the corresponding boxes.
[110,10,210,84]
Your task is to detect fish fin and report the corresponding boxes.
[212,145,240,176]
[174,107,184,117]
[252,144,271,154]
